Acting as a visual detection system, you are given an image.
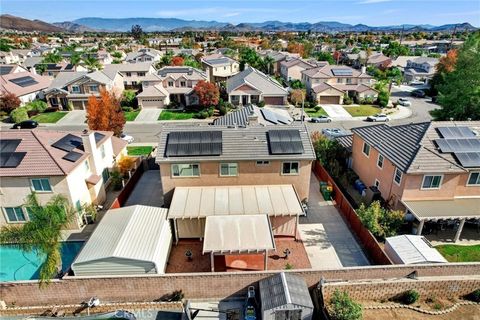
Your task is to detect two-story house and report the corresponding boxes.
[103,62,156,88]
[137,66,207,108]
[302,65,376,104]
[201,54,240,83]
[125,48,162,64]
[44,70,124,110]
[404,57,439,84]
[280,58,318,82]
[0,70,52,104]
[0,129,127,229]
[258,50,301,76]
[351,121,480,242]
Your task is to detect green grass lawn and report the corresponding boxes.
[435,244,480,262]
[159,110,197,120]
[304,107,328,117]
[127,146,153,156]
[344,105,382,117]
[124,110,140,121]
[30,112,68,123]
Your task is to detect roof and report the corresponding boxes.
[403,198,480,220]
[0,71,51,97]
[156,124,315,163]
[334,134,353,152]
[408,57,439,65]
[227,66,288,96]
[168,185,304,219]
[137,84,168,98]
[302,64,371,79]
[280,58,315,69]
[312,82,345,94]
[73,205,170,268]
[157,66,206,81]
[202,55,238,67]
[259,272,314,310]
[367,53,391,64]
[385,235,447,264]
[104,62,155,73]
[203,214,275,254]
[212,105,292,127]
[45,70,118,92]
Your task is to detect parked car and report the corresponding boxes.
[11,120,38,129]
[310,115,332,123]
[120,133,134,144]
[293,114,311,122]
[366,114,390,122]
[321,128,350,138]
[410,80,425,86]
[411,90,426,98]
[397,98,412,106]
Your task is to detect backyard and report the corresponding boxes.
[158,110,197,120]
[124,110,140,121]
[344,105,382,117]
[127,146,153,156]
[435,244,480,262]
[30,111,68,123]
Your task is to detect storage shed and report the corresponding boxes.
[385,235,447,265]
[259,272,314,320]
[72,205,172,276]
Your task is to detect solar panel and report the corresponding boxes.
[331,68,353,76]
[51,134,83,152]
[0,139,21,153]
[454,152,480,168]
[261,108,279,124]
[435,138,480,153]
[62,151,83,162]
[0,66,14,75]
[268,130,304,154]
[0,152,26,168]
[9,76,39,87]
[166,131,222,157]
[437,126,476,139]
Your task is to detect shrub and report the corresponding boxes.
[122,106,133,112]
[0,92,21,114]
[207,107,214,117]
[195,111,209,119]
[25,100,48,113]
[121,90,137,109]
[10,107,29,123]
[401,290,420,305]
[466,289,480,302]
[329,289,362,320]
[257,100,265,108]
[357,201,404,239]
[218,104,227,116]
[343,94,353,105]
[314,105,321,112]
[109,170,123,191]
[377,90,390,108]
[285,263,294,270]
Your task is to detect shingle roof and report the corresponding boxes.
[226,66,288,96]
[212,105,292,127]
[0,71,52,97]
[280,58,315,69]
[104,62,155,73]
[157,66,206,81]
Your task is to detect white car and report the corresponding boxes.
[397,98,412,106]
[321,128,350,138]
[120,133,134,144]
[367,114,390,122]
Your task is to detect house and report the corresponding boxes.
[351,121,480,242]
[258,50,301,76]
[302,65,376,104]
[0,71,51,104]
[227,66,288,106]
[10,49,33,64]
[404,57,439,84]
[0,51,20,64]
[0,129,127,229]
[125,48,162,63]
[0,64,29,75]
[103,62,156,88]
[39,62,87,78]
[367,53,392,69]
[212,104,293,127]
[384,235,447,265]
[280,58,318,82]
[201,54,240,83]
[93,49,113,65]
[44,70,124,110]
[137,66,207,108]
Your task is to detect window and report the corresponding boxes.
[346,78,352,84]
[71,85,80,93]
[137,72,145,77]
[256,160,270,166]
[180,81,186,87]
[337,78,343,83]
[31,178,52,192]
[172,164,200,177]
[123,81,128,86]
[467,172,480,186]
[101,168,110,182]
[362,142,370,157]
[125,72,132,77]
[131,81,137,86]
[100,144,106,158]
[3,207,27,223]
[220,163,238,177]
[422,175,442,189]
[89,85,98,92]
[168,81,174,87]
[374,179,380,188]
[282,162,299,175]
[394,168,402,185]
[377,154,384,168]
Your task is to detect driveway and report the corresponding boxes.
[124,170,163,207]
[321,104,353,119]
[56,110,86,126]
[135,109,162,122]
[298,174,370,268]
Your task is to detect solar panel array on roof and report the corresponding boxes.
[435,138,480,153]
[0,66,14,75]
[51,134,83,152]
[166,131,222,157]
[260,108,291,125]
[0,139,22,153]
[9,76,39,87]
[455,152,480,168]
[331,68,353,76]
[0,152,26,168]
[435,126,480,168]
[268,129,304,154]
[437,126,476,138]
[62,150,83,162]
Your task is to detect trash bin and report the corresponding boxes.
[320,182,333,201]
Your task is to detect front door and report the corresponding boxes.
[242,95,249,105]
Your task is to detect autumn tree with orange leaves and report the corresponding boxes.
[193,80,220,107]
[171,56,184,66]
[86,89,125,137]
[430,49,458,97]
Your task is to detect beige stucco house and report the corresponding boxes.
[0,69,52,105]
[201,54,240,83]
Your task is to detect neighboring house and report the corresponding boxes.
[280,58,317,82]
[367,53,392,69]
[213,105,293,127]
[404,57,439,84]
[44,70,124,110]
[227,66,288,106]
[0,129,127,229]
[302,65,376,104]
[0,51,20,64]
[103,62,156,88]
[201,54,240,83]
[22,56,43,71]
[137,66,207,108]
[125,48,162,63]
[39,62,88,78]
[0,71,51,104]
[351,121,480,242]
[0,64,29,75]
[258,50,301,76]
[93,49,113,65]
[10,49,33,64]
[391,55,413,72]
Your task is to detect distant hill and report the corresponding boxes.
[52,21,97,32]
[0,14,65,32]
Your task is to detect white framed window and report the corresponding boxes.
[126,72,132,77]
[137,72,145,77]
[131,81,137,86]
[282,162,299,175]
[394,168,402,185]
[220,163,238,177]
[180,81,186,87]
[377,154,384,169]
[466,172,480,186]
[421,175,443,189]
[168,81,174,87]
[71,85,80,93]
[172,163,200,177]
[3,207,28,223]
[30,178,52,192]
[100,144,106,158]
[256,160,270,166]
[88,85,98,92]
[362,142,370,157]
[374,179,380,188]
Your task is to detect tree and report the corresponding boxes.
[0,193,74,287]
[287,42,305,57]
[86,89,125,136]
[117,155,136,175]
[82,54,102,71]
[261,56,275,75]
[121,90,137,109]
[429,49,458,96]
[68,52,82,66]
[239,47,262,71]
[131,24,143,40]
[170,56,184,66]
[329,289,362,320]
[193,80,220,107]
[357,201,404,239]
[333,51,342,64]
[382,41,411,57]
[290,89,306,106]
[0,92,21,114]
[311,132,348,179]
[316,52,335,64]
[42,52,62,64]
[0,38,13,52]
[289,79,305,89]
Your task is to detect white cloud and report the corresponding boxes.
[358,0,392,4]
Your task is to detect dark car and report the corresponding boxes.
[411,89,426,98]
[11,120,39,129]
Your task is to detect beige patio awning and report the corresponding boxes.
[168,185,303,219]
[203,214,275,254]
[403,198,480,221]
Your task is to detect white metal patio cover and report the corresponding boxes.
[403,198,480,220]
[203,214,275,254]
[168,184,303,219]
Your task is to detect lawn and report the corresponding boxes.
[124,110,140,121]
[127,146,153,156]
[344,105,382,117]
[158,110,197,120]
[30,112,68,123]
[435,244,480,262]
[304,106,328,117]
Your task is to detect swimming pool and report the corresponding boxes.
[0,241,84,282]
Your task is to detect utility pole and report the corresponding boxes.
[399,25,405,45]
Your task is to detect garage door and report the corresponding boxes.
[264,96,285,105]
[319,95,341,104]
[72,100,84,110]
[141,98,164,108]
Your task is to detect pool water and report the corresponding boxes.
[0,241,84,282]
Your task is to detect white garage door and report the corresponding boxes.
[141,98,164,108]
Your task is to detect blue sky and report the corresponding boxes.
[2,0,480,26]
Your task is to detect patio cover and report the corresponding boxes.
[403,198,480,221]
[203,215,275,254]
[168,185,303,219]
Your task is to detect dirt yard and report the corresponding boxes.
[363,304,480,320]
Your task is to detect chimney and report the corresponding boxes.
[361,66,367,74]
[81,130,102,176]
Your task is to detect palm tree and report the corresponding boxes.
[42,51,63,64]
[69,52,82,66]
[0,193,73,287]
[262,56,276,75]
[82,54,102,71]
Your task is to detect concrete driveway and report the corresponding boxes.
[322,104,353,119]
[124,170,163,207]
[298,174,370,268]
[56,110,86,126]
[135,109,162,122]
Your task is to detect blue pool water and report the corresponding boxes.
[0,241,84,282]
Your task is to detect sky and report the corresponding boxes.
[2,0,480,26]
